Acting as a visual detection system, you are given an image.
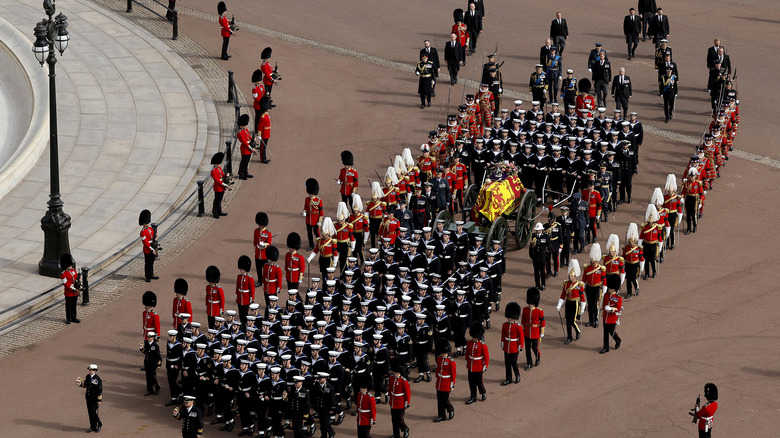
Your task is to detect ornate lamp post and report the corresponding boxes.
[34,0,72,277]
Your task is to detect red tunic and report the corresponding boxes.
[381,187,397,207]
[681,179,703,197]
[387,374,411,409]
[451,23,469,47]
[601,292,622,324]
[219,15,231,38]
[622,244,644,265]
[453,163,468,190]
[560,280,586,302]
[304,196,324,226]
[435,356,456,392]
[575,94,595,118]
[379,216,400,244]
[520,307,545,340]
[417,156,435,177]
[262,263,283,296]
[582,188,603,218]
[60,268,79,298]
[602,255,625,276]
[211,166,228,192]
[205,284,225,317]
[356,391,377,426]
[349,213,368,234]
[172,297,192,327]
[334,222,355,244]
[260,60,274,86]
[663,193,682,214]
[258,113,271,140]
[235,273,255,306]
[285,252,306,284]
[338,167,359,196]
[465,340,490,372]
[696,401,718,432]
[476,90,495,126]
[142,309,161,335]
[582,263,606,287]
[254,228,272,260]
[141,226,155,254]
[237,128,253,155]
[500,321,524,353]
[252,84,266,110]
[640,223,662,244]
[366,200,385,220]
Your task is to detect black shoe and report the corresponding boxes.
[449,410,455,419]
[496,302,500,311]
[553,271,558,277]
[223,421,235,432]
[211,417,224,425]
[414,375,424,383]
[564,338,571,344]
[524,364,532,371]
[260,160,271,164]
[433,417,445,422]
[73,318,81,323]
[600,348,609,354]
[420,104,426,109]
[154,385,160,395]
[465,398,476,405]
[618,200,624,205]
[207,403,214,416]
[246,174,253,178]
[576,332,581,340]
[213,214,220,219]
[615,339,622,349]
[220,212,228,216]
[144,391,153,396]
[665,118,669,123]
[585,321,592,327]
[427,102,431,107]
[66,320,71,324]
[594,321,599,328]
[501,379,511,386]
[481,392,487,401]
[535,357,540,366]
[86,428,94,433]
[221,56,229,60]
[685,230,691,235]
[539,285,545,291]
[404,427,410,438]
[514,377,520,384]
[485,319,491,329]
[453,350,460,358]
[145,277,151,282]
[149,275,159,280]
[239,429,250,437]
[426,372,431,382]
[239,176,247,180]
[165,399,177,406]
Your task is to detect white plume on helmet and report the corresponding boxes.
[371,181,383,199]
[645,204,659,222]
[606,234,619,254]
[394,155,407,175]
[665,174,677,192]
[689,167,699,176]
[589,243,602,262]
[336,202,350,222]
[626,222,639,242]
[352,194,364,212]
[568,259,581,277]
[650,187,664,207]
[385,166,399,185]
[320,217,336,236]
[402,148,415,168]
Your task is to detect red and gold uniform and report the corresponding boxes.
[252,83,266,111]
[260,60,274,87]
[379,215,400,245]
[304,196,324,227]
[417,154,436,181]
[640,221,663,278]
[172,295,192,327]
[575,94,595,118]
[582,261,606,325]
[205,284,225,318]
[356,390,377,434]
[381,186,398,210]
[434,353,456,419]
[622,242,643,297]
[262,262,283,298]
[602,253,625,278]
[235,272,255,306]
[476,89,495,127]
[600,290,623,352]
[257,112,271,143]
[313,236,338,277]
[501,319,524,354]
[254,227,272,261]
[406,165,420,189]
[451,22,469,51]
[143,308,161,338]
[582,186,603,240]
[520,305,544,369]
[388,373,411,436]
[430,137,448,167]
[284,250,306,286]
[465,102,482,137]
[338,166,359,197]
[560,279,585,342]
[395,176,409,199]
[452,162,468,190]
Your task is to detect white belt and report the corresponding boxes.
[288,268,299,271]
[459,315,469,318]
[438,374,450,378]
[208,300,221,303]
[358,409,372,413]
[168,358,181,362]
[504,337,518,341]
[376,360,386,364]
[391,393,404,397]
[240,387,253,391]
[416,341,428,344]
[471,356,483,359]
[238,289,249,293]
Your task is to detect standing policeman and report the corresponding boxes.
[76,364,103,433]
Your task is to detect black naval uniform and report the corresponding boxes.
[177,404,204,438]
[288,384,311,438]
[80,372,103,432]
[529,231,550,290]
[166,339,183,404]
[142,338,162,395]
[416,59,435,108]
[529,70,548,108]
[312,380,337,437]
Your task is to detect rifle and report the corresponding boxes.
[229,15,239,32]
[272,62,283,81]
[689,394,700,423]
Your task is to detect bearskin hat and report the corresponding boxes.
[286,232,301,250]
[206,265,221,284]
[174,278,189,296]
[505,301,521,320]
[237,255,252,272]
[142,291,157,307]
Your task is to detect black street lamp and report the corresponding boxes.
[34,0,72,277]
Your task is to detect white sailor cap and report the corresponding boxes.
[168,330,178,336]
[146,331,157,337]
[88,364,99,371]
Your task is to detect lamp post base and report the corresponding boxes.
[38,204,71,277]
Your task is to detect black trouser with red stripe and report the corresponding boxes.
[503,351,519,381]
[585,285,601,325]
[436,390,453,418]
[391,408,407,436]
[524,337,539,366]
[467,370,486,399]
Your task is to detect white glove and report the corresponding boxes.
[332,256,339,268]
[620,272,625,284]
[499,88,503,93]
[604,305,613,312]
[665,226,670,235]
[677,212,683,222]
[558,247,562,253]
[556,299,564,312]
[601,285,607,295]
[351,241,356,252]
[307,253,316,263]
[540,333,544,338]
[580,301,586,315]
[638,239,643,247]
[416,71,421,76]
[588,68,592,73]
[639,260,645,272]
[364,231,369,240]
[703,190,707,195]
[450,382,454,390]
[336,180,342,185]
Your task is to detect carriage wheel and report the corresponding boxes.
[515,191,538,248]
[487,216,509,251]
[434,209,454,230]
[462,184,479,222]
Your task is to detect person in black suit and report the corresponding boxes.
[647,7,669,48]
[706,39,722,69]
[591,51,611,107]
[715,46,731,76]
[637,0,657,41]
[549,11,569,55]
[660,67,678,122]
[468,0,485,19]
[445,33,462,85]
[464,2,482,56]
[611,67,632,113]
[421,40,440,96]
[623,8,641,59]
[540,39,553,66]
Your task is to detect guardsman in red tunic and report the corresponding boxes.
[476,84,495,128]
[416,145,436,184]
[355,377,377,438]
[622,223,644,299]
[402,148,420,190]
[284,232,306,290]
[465,95,482,137]
[387,358,411,438]
[236,114,256,180]
[251,69,266,132]
[379,213,400,245]
[335,202,355,273]
[452,155,468,209]
[639,204,662,280]
[600,274,623,354]
[464,322,489,404]
[205,266,225,329]
[338,150,359,207]
[60,253,80,324]
[575,78,596,118]
[603,233,625,284]
[452,9,469,62]
[349,195,369,265]
[259,47,276,99]
[694,383,718,438]
[433,339,456,422]
[217,2,232,60]
[172,278,192,328]
[210,152,231,218]
[681,168,703,234]
[235,255,255,325]
[663,174,682,250]
[303,178,324,251]
[142,291,161,340]
[501,303,524,383]
[253,212,272,286]
[139,209,158,282]
[262,246,283,307]
[582,179,603,243]
[256,96,272,163]
[557,260,586,344]
[521,288,545,371]
[383,167,400,214]
[582,243,606,328]
[367,182,386,248]
[651,188,670,263]
[308,218,339,279]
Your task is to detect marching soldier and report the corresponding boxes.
[663,174,682,249]
[639,205,662,279]
[288,375,311,438]
[256,96,272,163]
[210,152,231,218]
[356,375,377,438]
[623,223,643,298]
[350,194,369,265]
[388,357,411,438]
[529,222,549,290]
[545,210,562,277]
[617,141,635,203]
[259,47,277,102]
[367,182,386,248]
[452,9,469,64]
[205,266,225,329]
[582,244,606,328]
[253,211,272,285]
[172,278,192,328]
[308,217,339,279]
[335,202,355,273]
[235,255,255,325]
[217,2,232,60]
[173,395,203,438]
[660,66,678,123]
[303,178,324,251]
[529,65,548,108]
[596,162,613,222]
[236,360,258,436]
[60,253,80,324]
[682,168,703,234]
[600,274,623,354]
[557,260,586,344]
[165,329,183,406]
[142,291,160,341]
[338,151,359,207]
[312,372,337,438]
[139,209,158,282]
[582,179,603,243]
[433,339,456,422]
[77,364,103,433]
[561,69,578,109]
[416,53,435,108]
[557,205,573,267]
[694,383,719,438]
[413,312,433,383]
[464,322,489,404]
[285,232,306,290]
[251,69,266,133]
[262,246,283,307]
[140,330,162,395]
[651,188,670,263]
[545,46,562,103]
[521,288,545,370]
[603,234,625,286]
[501,302,523,383]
